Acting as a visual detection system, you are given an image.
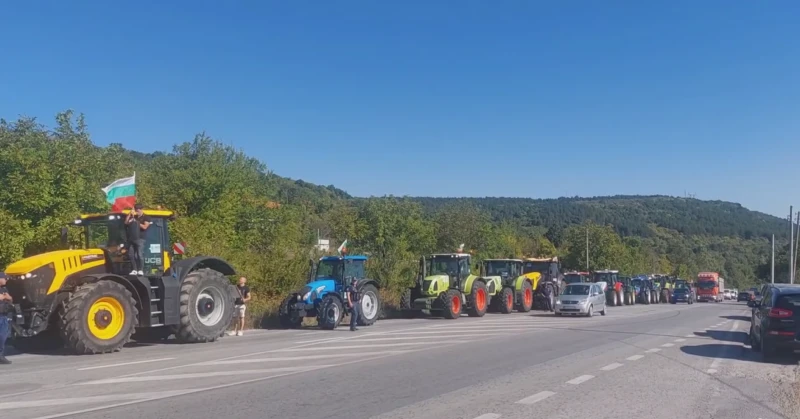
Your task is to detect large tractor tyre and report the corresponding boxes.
[278,294,303,329]
[644,291,651,305]
[516,280,534,313]
[398,288,418,319]
[10,328,64,353]
[660,289,670,304]
[496,287,515,314]
[175,268,235,343]
[439,289,463,319]
[467,281,489,317]
[615,289,624,306]
[59,281,138,354]
[317,295,344,330]
[357,284,380,326]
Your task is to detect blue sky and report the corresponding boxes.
[2,1,798,217]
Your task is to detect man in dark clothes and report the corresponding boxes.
[0,273,12,364]
[125,203,151,276]
[346,278,360,331]
[543,282,554,312]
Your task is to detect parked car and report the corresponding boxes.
[555,283,607,317]
[737,291,753,302]
[749,284,800,360]
[723,290,732,300]
[670,287,695,304]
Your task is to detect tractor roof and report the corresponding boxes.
[430,253,471,258]
[484,258,523,263]
[79,209,175,221]
[320,255,368,261]
[524,257,558,262]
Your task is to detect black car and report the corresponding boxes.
[670,287,694,304]
[749,284,800,360]
[737,291,752,302]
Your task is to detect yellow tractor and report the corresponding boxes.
[3,209,238,354]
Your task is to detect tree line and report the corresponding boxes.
[0,112,792,324]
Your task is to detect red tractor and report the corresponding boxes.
[592,270,623,306]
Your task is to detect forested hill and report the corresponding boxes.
[408,196,788,243]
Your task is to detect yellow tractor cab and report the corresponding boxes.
[3,208,238,354]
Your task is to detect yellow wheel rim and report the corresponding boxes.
[87,297,125,340]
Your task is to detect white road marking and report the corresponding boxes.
[707,369,718,374]
[645,348,661,353]
[194,351,410,366]
[80,366,329,385]
[675,338,686,342]
[76,358,175,371]
[473,414,501,419]
[661,343,675,347]
[0,390,193,410]
[380,328,532,335]
[705,320,740,374]
[342,334,508,342]
[567,375,594,385]
[600,363,623,371]
[686,333,696,337]
[708,325,718,328]
[273,341,467,352]
[516,391,556,404]
[627,355,645,361]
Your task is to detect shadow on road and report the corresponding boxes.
[720,315,751,322]
[693,330,749,344]
[680,343,800,365]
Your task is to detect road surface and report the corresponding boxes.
[1,301,797,419]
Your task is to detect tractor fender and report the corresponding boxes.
[357,278,381,290]
[524,272,542,290]
[172,256,236,282]
[64,274,145,318]
[514,275,532,292]
[479,276,500,295]
[462,274,482,295]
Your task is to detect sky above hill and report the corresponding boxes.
[2,1,798,218]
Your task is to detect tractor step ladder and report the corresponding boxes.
[147,276,167,327]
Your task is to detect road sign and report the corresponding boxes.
[173,242,186,255]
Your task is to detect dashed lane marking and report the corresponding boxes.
[674,338,686,342]
[473,414,501,419]
[600,363,623,371]
[627,355,645,361]
[645,348,661,353]
[272,341,468,352]
[566,375,594,385]
[661,343,675,348]
[516,391,556,405]
[193,351,410,366]
[77,358,175,371]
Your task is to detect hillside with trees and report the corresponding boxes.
[0,111,793,324]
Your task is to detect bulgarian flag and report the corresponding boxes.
[337,239,348,255]
[102,173,136,212]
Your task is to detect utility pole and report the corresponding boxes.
[771,234,775,284]
[791,206,795,284]
[586,227,589,271]
[794,212,800,284]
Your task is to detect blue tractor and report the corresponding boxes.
[278,255,381,330]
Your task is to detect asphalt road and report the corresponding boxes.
[1,300,798,419]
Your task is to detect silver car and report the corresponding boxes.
[555,283,607,317]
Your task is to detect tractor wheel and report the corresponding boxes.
[497,287,514,314]
[175,268,235,343]
[440,289,463,319]
[398,288,418,318]
[660,289,669,304]
[644,291,651,305]
[278,294,303,329]
[516,280,534,312]
[616,289,624,306]
[10,328,64,353]
[630,292,636,305]
[357,284,380,326]
[317,294,344,330]
[59,280,138,354]
[467,281,488,317]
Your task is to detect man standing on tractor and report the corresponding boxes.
[231,277,251,336]
[0,273,12,365]
[346,277,361,332]
[125,203,151,276]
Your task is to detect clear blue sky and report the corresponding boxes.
[2,1,798,217]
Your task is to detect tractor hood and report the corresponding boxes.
[4,248,108,300]
[300,278,337,303]
[421,274,450,296]
[5,249,105,276]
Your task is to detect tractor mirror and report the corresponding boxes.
[60,227,69,246]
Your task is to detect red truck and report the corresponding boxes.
[696,272,725,302]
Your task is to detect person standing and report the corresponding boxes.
[231,277,251,336]
[346,278,360,332]
[0,273,12,365]
[125,204,151,276]
[543,282,554,312]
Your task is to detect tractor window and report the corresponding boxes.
[460,259,471,277]
[427,258,459,276]
[485,261,512,276]
[85,219,126,250]
[343,260,365,280]
[316,260,342,280]
[523,261,549,274]
[141,218,165,275]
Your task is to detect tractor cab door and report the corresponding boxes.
[417,256,426,285]
[140,216,171,276]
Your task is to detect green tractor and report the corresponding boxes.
[480,259,534,313]
[620,276,637,305]
[399,252,489,319]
